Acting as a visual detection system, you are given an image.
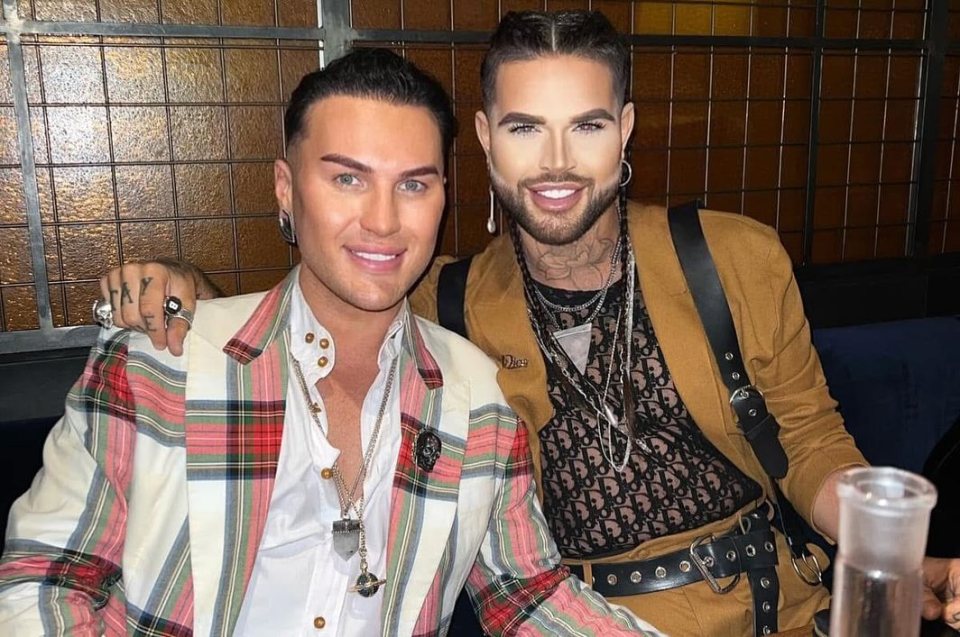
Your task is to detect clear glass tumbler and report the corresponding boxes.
[830,466,937,637]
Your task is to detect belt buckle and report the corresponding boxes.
[689,534,740,594]
[791,551,823,586]
[729,384,765,407]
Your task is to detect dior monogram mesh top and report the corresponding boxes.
[535,275,762,559]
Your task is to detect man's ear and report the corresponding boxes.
[275,157,294,212]
[475,109,492,161]
[620,101,635,153]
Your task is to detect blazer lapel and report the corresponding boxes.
[381,317,467,637]
[184,274,295,637]
[630,203,731,452]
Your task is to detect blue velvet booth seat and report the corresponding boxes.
[812,316,960,477]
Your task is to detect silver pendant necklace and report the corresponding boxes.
[291,355,398,597]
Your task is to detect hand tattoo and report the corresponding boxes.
[143,313,156,333]
[140,276,153,296]
[121,282,133,305]
[109,288,119,308]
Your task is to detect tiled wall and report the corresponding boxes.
[2,0,959,337]
[1,2,320,333]
[15,0,318,26]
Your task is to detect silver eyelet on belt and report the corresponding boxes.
[763,626,772,635]
[679,560,691,573]
[745,544,757,557]
[764,541,775,552]
[655,566,667,579]
[726,550,737,561]
[762,601,772,612]
[760,577,771,589]
[630,571,642,584]
[607,574,618,586]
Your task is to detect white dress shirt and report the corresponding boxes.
[234,282,404,636]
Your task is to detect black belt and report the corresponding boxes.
[567,505,781,636]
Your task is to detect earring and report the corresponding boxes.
[619,159,633,188]
[278,210,297,245]
[486,186,497,235]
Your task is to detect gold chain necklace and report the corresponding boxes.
[290,355,398,597]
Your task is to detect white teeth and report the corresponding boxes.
[353,251,397,261]
[539,189,575,199]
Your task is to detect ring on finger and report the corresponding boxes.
[92,298,114,329]
[163,295,194,330]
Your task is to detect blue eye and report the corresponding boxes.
[399,180,426,193]
[507,123,538,135]
[574,121,606,132]
[335,174,360,186]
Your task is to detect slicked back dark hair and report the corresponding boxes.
[480,10,630,112]
[284,48,456,159]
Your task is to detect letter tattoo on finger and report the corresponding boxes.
[140,276,153,295]
[109,288,119,308]
[143,313,156,333]
[121,282,133,305]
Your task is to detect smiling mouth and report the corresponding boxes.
[525,183,587,212]
[537,188,578,199]
[350,250,399,262]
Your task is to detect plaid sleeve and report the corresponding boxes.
[465,415,666,637]
[0,331,136,636]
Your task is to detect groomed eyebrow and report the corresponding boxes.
[399,166,441,179]
[497,108,617,128]
[321,154,439,180]
[498,112,546,127]
[321,154,371,173]
[571,108,616,124]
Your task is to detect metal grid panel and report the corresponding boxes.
[0,37,39,333]
[15,0,319,27]
[810,49,923,263]
[12,36,319,331]
[930,53,960,255]
[350,0,924,40]
[0,0,324,345]
[630,46,813,262]
[2,0,955,351]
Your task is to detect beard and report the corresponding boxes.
[489,170,620,246]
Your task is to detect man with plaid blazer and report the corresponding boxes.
[0,50,663,636]
[0,270,660,636]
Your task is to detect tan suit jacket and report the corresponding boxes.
[411,202,867,634]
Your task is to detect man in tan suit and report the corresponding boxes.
[99,10,960,636]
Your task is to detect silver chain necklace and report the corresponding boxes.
[533,233,624,324]
[522,243,649,473]
[291,355,398,597]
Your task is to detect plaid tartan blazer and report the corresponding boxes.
[0,270,662,637]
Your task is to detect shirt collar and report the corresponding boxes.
[288,278,407,386]
[224,265,441,389]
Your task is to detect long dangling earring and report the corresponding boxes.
[486,186,497,234]
[278,210,297,245]
[619,159,633,188]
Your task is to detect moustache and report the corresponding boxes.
[518,172,593,189]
